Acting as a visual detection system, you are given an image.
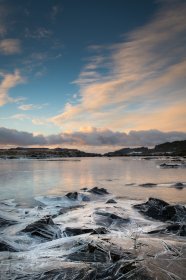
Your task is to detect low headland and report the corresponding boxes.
[0,140,186,159]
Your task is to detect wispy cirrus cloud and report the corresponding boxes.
[18,103,47,111]
[0,70,25,106]
[50,1,186,133]
[25,27,52,39]
[0,127,186,149]
[0,2,10,37]
[51,4,62,20]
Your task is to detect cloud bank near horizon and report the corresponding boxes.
[0,127,186,150]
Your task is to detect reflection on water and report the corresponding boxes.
[0,157,186,204]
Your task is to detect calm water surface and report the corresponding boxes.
[0,157,186,204]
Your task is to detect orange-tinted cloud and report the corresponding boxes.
[0,70,25,106]
[50,1,186,133]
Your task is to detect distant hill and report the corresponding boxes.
[0,147,101,159]
[104,140,186,156]
[104,147,149,156]
[154,140,186,155]
[0,140,186,158]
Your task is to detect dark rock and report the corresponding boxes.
[0,215,18,227]
[65,192,78,200]
[172,182,184,189]
[134,198,186,222]
[91,227,108,234]
[94,210,130,227]
[80,187,88,191]
[161,205,177,220]
[63,226,108,237]
[106,199,117,204]
[68,240,130,264]
[22,215,61,240]
[148,223,186,236]
[59,205,84,215]
[10,261,153,280]
[139,183,157,187]
[0,240,19,252]
[88,187,109,195]
[81,195,90,202]
[174,182,184,186]
[159,163,181,168]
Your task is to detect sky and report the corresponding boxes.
[0,0,186,151]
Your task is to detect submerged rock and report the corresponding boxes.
[134,198,186,222]
[22,215,61,240]
[88,187,109,195]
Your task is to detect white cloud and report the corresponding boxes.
[0,70,25,106]
[0,39,21,54]
[25,27,52,39]
[18,103,46,111]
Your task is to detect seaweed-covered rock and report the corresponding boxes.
[134,198,186,222]
[22,215,61,240]
[88,187,109,195]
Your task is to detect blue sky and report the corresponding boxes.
[0,0,186,150]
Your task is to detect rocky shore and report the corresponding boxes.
[0,187,185,279]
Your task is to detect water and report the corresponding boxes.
[0,157,186,204]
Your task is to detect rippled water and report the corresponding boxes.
[0,157,186,204]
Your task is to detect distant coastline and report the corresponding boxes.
[0,140,186,159]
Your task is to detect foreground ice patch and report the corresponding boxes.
[0,188,185,280]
